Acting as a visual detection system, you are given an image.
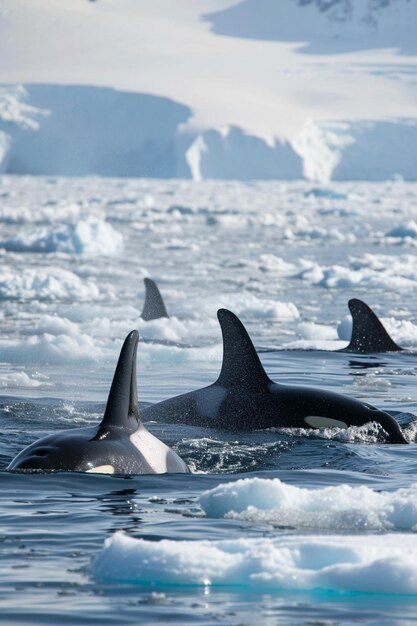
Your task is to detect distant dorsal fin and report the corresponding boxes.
[216,309,272,391]
[100,330,140,432]
[141,278,169,321]
[342,298,402,353]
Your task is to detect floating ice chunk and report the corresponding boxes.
[0,217,123,256]
[200,478,417,532]
[259,254,296,274]
[0,332,103,364]
[139,341,222,368]
[240,301,299,321]
[337,315,352,341]
[21,314,80,337]
[304,187,347,200]
[296,254,417,291]
[94,531,417,595]
[0,267,100,301]
[383,318,417,349]
[284,320,343,350]
[0,370,46,388]
[296,321,339,341]
[177,291,299,323]
[57,303,139,323]
[285,224,353,243]
[138,316,195,344]
[67,217,123,255]
[294,260,325,283]
[0,202,81,225]
[386,221,417,240]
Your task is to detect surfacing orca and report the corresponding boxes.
[141,278,169,321]
[8,331,189,474]
[142,309,407,443]
[340,298,403,354]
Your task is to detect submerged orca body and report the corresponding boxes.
[340,298,403,354]
[141,278,169,321]
[8,331,189,474]
[142,309,407,443]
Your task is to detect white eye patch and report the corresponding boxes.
[304,416,348,430]
[86,465,115,474]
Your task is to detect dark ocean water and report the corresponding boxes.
[2,177,417,624]
[2,467,417,626]
[2,350,417,625]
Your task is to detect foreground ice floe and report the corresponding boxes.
[94,476,417,592]
[199,478,417,531]
[94,531,417,594]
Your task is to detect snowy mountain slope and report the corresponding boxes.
[0,0,417,180]
[205,0,417,54]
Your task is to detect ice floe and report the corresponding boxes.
[0,217,123,256]
[94,530,417,594]
[0,267,100,301]
[200,477,417,532]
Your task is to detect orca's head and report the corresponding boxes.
[7,429,117,473]
[295,389,408,444]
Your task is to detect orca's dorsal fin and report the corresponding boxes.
[100,330,140,432]
[342,298,402,353]
[141,278,169,321]
[216,309,272,391]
